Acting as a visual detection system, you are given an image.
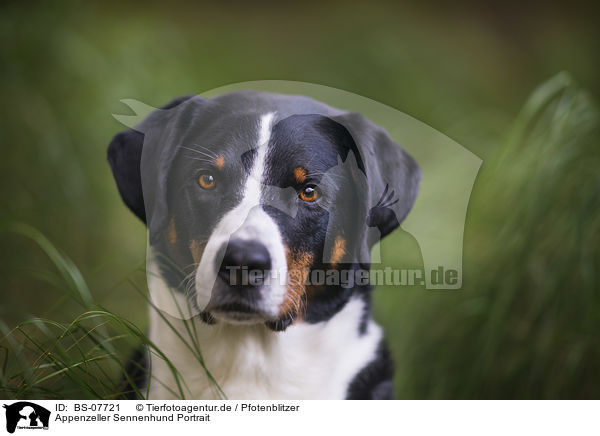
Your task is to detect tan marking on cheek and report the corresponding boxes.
[330,236,346,267]
[280,249,313,319]
[215,155,225,170]
[189,240,204,264]
[294,166,307,184]
[168,217,177,245]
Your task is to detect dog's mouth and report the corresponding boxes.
[209,302,267,323]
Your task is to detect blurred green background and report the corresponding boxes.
[1,0,599,399]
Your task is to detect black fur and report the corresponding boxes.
[346,340,395,399]
[107,130,146,222]
[121,346,149,399]
[263,114,369,324]
[107,95,194,225]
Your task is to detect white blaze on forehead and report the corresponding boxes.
[245,112,274,200]
[259,113,275,151]
[194,112,288,317]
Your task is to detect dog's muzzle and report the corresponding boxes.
[217,238,272,287]
[207,238,274,322]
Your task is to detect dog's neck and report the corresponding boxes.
[146,286,382,400]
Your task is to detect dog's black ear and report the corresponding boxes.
[106,95,194,230]
[330,112,421,254]
[107,129,146,222]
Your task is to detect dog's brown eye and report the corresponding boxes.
[299,186,319,202]
[198,173,216,190]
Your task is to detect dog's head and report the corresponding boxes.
[107,91,420,330]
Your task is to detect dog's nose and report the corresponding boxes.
[217,239,272,287]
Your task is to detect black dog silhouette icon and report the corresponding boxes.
[3,402,50,433]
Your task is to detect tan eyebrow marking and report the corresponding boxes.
[215,155,225,170]
[294,166,307,184]
[168,217,177,245]
[330,236,346,268]
[189,240,204,264]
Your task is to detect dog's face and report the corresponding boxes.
[108,92,420,331]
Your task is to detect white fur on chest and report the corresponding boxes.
[147,297,382,399]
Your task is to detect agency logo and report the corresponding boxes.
[112,81,482,320]
[2,402,50,434]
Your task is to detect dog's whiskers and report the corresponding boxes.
[183,156,215,164]
[179,145,218,160]
[193,144,219,157]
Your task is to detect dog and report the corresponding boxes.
[107,90,420,399]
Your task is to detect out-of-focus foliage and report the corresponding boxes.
[377,73,600,398]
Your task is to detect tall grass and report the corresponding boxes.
[0,224,223,400]
[381,73,600,399]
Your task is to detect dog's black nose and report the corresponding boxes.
[217,239,272,287]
